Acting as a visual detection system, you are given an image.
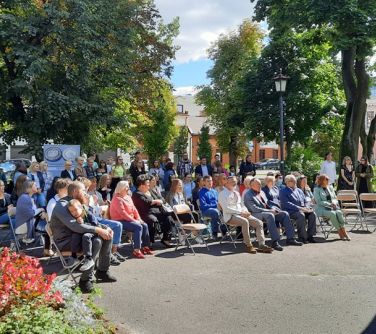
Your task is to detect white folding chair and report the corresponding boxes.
[217,205,238,248]
[196,199,213,237]
[173,204,209,255]
[337,193,364,231]
[337,190,360,209]
[46,224,84,284]
[359,193,376,231]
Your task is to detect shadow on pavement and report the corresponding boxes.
[362,315,376,334]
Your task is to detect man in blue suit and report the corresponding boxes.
[244,178,302,251]
[280,175,317,243]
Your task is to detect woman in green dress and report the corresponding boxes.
[313,174,350,241]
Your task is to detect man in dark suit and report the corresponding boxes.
[60,160,77,180]
[194,157,213,177]
[244,178,302,251]
[280,174,317,243]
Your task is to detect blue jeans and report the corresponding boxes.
[202,208,221,234]
[33,193,46,208]
[120,221,150,249]
[253,211,295,242]
[99,218,123,246]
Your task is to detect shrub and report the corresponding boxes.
[0,247,62,315]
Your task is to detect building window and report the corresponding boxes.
[177,104,184,113]
[272,149,279,159]
[259,149,265,160]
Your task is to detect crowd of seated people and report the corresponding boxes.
[2,151,373,294]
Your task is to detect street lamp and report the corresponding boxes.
[273,69,289,175]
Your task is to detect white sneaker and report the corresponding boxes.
[179,235,186,245]
[22,238,35,244]
[195,236,204,244]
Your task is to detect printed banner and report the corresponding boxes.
[43,144,80,177]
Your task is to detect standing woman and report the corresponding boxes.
[338,156,355,190]
[96,160,107,180]
[163,162,177,192]
[110,156,126,193]
[28,162,46,208]
[39,161,53,198]
[355,157,374,207]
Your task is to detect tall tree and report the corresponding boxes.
[243,29,345,161]
[196,20,263,167]
[197,125,212,161]
[252,0,376,162]
[173,126,189,161]
[140,81,177,163]
[0,0,179,155]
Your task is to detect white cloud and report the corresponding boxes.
[173,86,199,96]
[154,0,256,64]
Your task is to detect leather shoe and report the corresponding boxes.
[79,279,94,293]
[161,240,175,248]
[257,244,273,253]
[286,239,303,246]
[307,237,317,243]
[95,270,117,283]
[246,245,257,254]
[272,241,283,251]
[298,238,308,244]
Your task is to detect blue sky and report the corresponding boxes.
[154,0,258,95]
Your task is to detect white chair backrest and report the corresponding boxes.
[8,207,16,218]
[337,193,358,202]
[15,223,28,235]
[173,204,191,215]
[359,193,376,202]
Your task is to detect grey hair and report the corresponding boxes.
[284,174,296,183]
[114,180,129,194]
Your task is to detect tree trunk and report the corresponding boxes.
[229,134,238,168]
[339,49,369,164]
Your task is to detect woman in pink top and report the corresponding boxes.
[110,181,152,259]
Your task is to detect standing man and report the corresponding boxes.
[320,152,337,186]
[195,157,213,177]
[239,154,257,181]
[177,152,193,178]
[50,181,117,293]
[212,154,221,174]
[218,176,273,254]
[280,175,317,244]
[244,178,303,251]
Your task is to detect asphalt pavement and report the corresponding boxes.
[95,228,376,334]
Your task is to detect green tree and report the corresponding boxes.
[197,125,212,161]
[0,0,179,155]
[252,0,376,163]
[243,29,345,161]
[173,126,189,161]
[196,20,263,167]
[140,81,177,163]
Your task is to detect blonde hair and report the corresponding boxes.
[342,156,352,165]
[98,174,110,189]
[284,174,296,183]
[39,161,48,171]
[114,180,129,194]
[243,175,254,187]
[64,160,72,167]
[29,161,40,172]
[263,176,274,186]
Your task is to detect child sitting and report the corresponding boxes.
[67,199,95,272]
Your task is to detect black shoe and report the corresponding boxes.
[110,254,121,266]
[272,241,283,251]
[286,239,303,246]
[95,270,117,283]
[161,240,174,248]
[113,251,126,262]
[307,237,317,243]
[298,237,308,244]
[79,279,94,293]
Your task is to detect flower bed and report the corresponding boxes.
[0,247,115,334]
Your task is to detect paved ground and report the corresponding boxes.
[94,228,376,334]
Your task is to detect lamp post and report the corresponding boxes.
[273,69,289,175]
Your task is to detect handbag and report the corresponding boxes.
[161,203,174,214]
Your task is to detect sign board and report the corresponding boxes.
[43,145,80,177]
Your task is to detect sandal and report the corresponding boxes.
[132,250,145,259]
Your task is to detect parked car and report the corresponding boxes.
[5,159,31,168]
[255,159,281,170]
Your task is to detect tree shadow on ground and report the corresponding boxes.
[361,315,376,334]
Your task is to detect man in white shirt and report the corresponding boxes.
[218,176,273,254]
[320,152,337,185]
